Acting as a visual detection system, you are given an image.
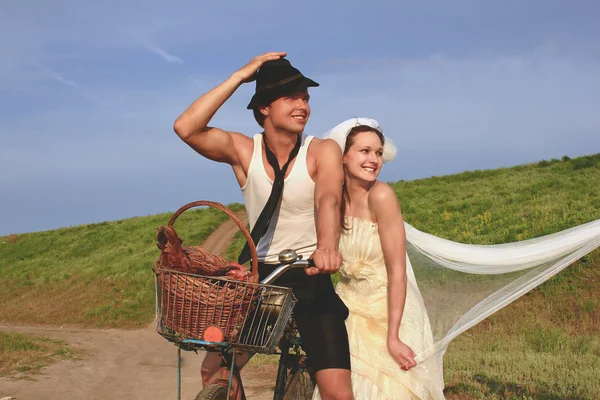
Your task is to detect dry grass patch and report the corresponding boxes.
[0,330,78,378]
[0,275,147,328]
[5,234,19,244]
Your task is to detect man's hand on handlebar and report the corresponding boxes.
[306,248,343,276]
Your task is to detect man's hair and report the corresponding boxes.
[253,107,265,128]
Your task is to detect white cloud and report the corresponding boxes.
[141,42,183,64]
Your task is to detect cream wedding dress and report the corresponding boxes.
[313,217,445,400]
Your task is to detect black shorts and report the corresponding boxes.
[259,262,351,372]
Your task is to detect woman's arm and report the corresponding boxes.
[370,182,417,370]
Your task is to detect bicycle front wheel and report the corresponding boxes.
[283,369,315,399]
[195,384,227,400]
[274,336,315,400]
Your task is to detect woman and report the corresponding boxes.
[313,118,444,399]
[314,118,600,400]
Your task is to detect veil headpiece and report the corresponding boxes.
[322,117,397,163]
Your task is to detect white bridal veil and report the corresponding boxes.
[323,117,600,396]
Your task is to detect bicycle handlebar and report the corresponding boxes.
[260,250,316,285]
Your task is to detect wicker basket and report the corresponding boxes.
[153,200,259,344]
[154,270,297,353]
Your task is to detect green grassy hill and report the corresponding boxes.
[0,203,243,328]
[396,154,600,244]
[1,153,599,398]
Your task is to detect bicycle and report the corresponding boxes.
[154,248,317,400]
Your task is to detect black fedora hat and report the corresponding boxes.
[247,58,319,109]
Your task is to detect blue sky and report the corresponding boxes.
[1,0,599,235]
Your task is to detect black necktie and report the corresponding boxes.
[238,134,302,264]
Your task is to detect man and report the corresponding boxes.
[173,52,353,400]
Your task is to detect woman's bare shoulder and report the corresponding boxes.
[369,182,402,221]
[370,181,398,203]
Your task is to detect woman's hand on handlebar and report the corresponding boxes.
[306,248,343,276]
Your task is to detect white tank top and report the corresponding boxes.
[241,133,317,263]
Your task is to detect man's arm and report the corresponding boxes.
[173,52,286,165]
[307,139,344,275]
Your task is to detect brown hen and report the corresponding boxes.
[156,225,252,282]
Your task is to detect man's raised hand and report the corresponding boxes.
[233,52,287,83]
